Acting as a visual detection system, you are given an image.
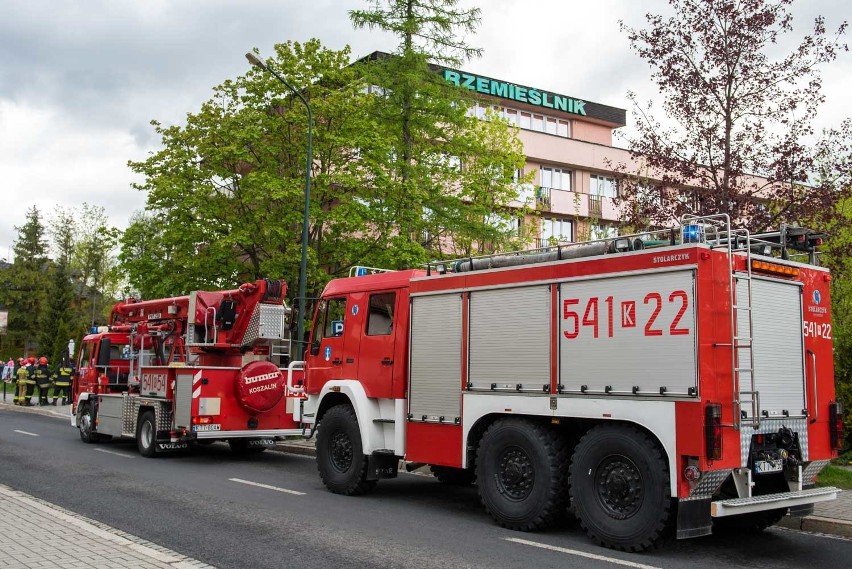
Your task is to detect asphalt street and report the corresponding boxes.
[1,407,851,569]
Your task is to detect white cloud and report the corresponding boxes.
[0,0,848,258]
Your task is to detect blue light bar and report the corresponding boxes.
[683,224,703,243]
[355,267,368,277]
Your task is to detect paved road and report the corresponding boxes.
[1,407,851,569]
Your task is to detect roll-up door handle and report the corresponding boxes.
[381,358,394,366]
[807,350,817,424]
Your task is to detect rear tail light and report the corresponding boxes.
[705,403,722,460]
[829,401,844,450]
[192,416,214,425]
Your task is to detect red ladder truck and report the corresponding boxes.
[71,279,305,456]
[289,214,842,551]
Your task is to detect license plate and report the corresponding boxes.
[754,460,783,474]
[192,424,221,432]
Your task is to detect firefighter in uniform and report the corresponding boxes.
[33,356,52,406]
[52,358,74,406]
[15,358,35,405]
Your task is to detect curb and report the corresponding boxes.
[777,514,852,538]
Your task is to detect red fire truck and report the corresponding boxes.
[290,215,842,551]
[71,279,304,456]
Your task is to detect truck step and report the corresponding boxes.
[711,487,838,517]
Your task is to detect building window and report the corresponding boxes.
[541,218,574,244]
[519,112,531,129]
[541,166,570,191]
[557,120,569,137]
[590,174,618,199]
[532,114,544,131]
[590,224,618,240]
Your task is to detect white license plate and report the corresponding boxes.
[754,460,783,474]
[192,424,221,432]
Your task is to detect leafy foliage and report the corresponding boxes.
[616,0,848,232]
[1,207,49,356]
[122,29,527,310]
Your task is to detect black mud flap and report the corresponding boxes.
[156,441,190,452]
[246,438,276,449]
[677,498,712,539]
[367,451,399,481]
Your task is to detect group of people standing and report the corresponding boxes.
[2,356,74,406]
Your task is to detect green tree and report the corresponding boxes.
[124,37,527,310]
[350,0,527,263]
[72,204,121,329]
[3,206,49,355]
[38,209,77,364]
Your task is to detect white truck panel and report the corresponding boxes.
[559,270,697,396]
[469,285,550,391]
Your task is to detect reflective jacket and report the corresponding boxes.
[53,365,74,387]
[16,365,34,384]
[33,364,51,386]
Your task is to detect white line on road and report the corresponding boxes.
[13,430,39,437]
[229,477,306,496]
[504,537,663,569]
[93,448,136,459]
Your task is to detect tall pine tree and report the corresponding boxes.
[38,210,76,364]
[5,207,49,355]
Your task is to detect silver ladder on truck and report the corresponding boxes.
[682,214,758,430]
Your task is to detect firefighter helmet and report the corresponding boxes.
[39,356,48,365]
[27,357,35,364]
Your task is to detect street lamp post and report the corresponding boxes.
[246,51,313,361]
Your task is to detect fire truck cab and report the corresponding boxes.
[292,215,843,551]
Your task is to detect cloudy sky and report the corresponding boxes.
[1,0,849,260]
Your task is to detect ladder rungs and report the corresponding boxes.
[732,305,752,311]
[735,367,753,372]
[733,336,752,341]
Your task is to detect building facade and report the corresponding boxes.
[440,64,639,247]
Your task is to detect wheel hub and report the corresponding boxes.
[595,455,643,519]
[496,447,534,501]
[330,431,354,473]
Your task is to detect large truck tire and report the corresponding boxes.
[137,411,159,458]
[476,418,569,531]
[316,404,376,495]
[569,423,671,552]
[78,403,100,444]
[430,465,476,486]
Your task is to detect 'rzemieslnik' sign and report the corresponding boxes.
[442,69,587,116]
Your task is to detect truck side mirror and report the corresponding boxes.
[310,340,320,356]
[97,338,112,368]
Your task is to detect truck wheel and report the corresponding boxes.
[316,405,376,495]
[430,465,476,486]
[78,403,99,444]
[476,418,568,531]
[569,424,671,552]
[137,411,158,458]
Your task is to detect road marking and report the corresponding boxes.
[94,448,136,459]
[504,537,662,569]
[773,525,852,543]
[229,477,305,496]
[13,430,39,437]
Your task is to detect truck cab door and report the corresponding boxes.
[357,290,399,399]
[305,297,348,391]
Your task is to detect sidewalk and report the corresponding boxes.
[0,484,215,568]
